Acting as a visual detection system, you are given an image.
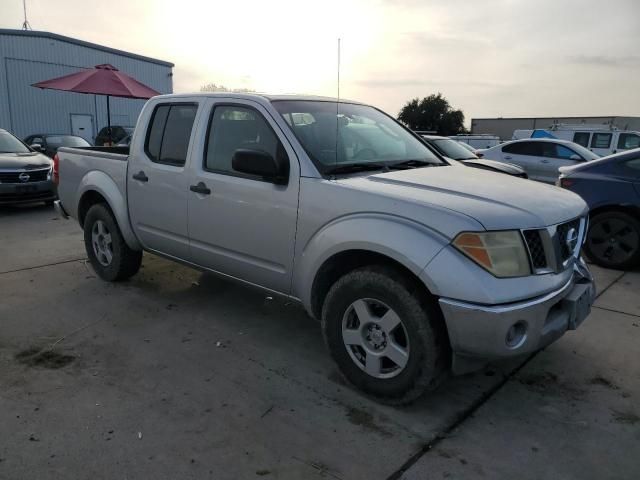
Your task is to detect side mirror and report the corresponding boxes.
[569,154,581,161]
[31,143,43,151]
[232,149,288,184]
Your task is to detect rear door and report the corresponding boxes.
[127,102,199,260]
[186,98,300,294]
[572,131,591,149]
[501,141,544,180]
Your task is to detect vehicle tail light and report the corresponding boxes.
[559,177,574,189]
[52,154,60,185]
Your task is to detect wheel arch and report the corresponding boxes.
[76,171,141,250]
[589,203,640,221]
[295,214,450,319]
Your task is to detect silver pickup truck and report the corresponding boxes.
[55,93,595,404]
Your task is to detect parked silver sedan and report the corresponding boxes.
[477,138,599,183]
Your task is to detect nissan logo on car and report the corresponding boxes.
[565,227,579,252]
[18,172,30,182]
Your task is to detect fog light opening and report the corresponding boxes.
[505,321,527,348]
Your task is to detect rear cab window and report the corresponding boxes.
[145,103,198,166]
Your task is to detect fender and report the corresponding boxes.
[76,170,142,250]
[293,212,456,312]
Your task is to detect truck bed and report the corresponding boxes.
[56,146,130,221]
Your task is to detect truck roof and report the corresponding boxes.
[151,92,366,105]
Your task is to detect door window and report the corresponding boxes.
[29,136,43,145]
[590,133,612,149]
[144,104,197,166]
[204,105,286,179]
[502,141,542,156]
[541,143,581,160]
[617,133,640,150]
[573,132,590,147]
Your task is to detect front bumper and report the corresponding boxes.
[0,180,57,205]
[439,257,595,374]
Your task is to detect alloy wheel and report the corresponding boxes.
[341,298,410,379]
[91,219,113,267]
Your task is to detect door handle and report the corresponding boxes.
[541,159,550,164]
[190,182,211,195]
[504,155,512,160]
[132,171,148,182]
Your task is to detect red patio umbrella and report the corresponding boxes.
[32,64,161,144]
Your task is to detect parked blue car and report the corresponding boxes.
[558,148,640,270]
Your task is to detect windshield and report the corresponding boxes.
[272,100,443,173]
[0,131,30,154]
[431,138,477,160]
[46,135,91,148]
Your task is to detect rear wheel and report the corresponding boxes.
[584,211,640,270]
[321,266,449,404]
[83,203,142,281]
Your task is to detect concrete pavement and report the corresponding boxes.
[0,205,638,479]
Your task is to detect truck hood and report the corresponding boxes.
[338,165,587,230]
[0,152,52,170]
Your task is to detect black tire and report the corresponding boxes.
[321,265,450,405]
[584,211,640,270]
[83,203,142,281]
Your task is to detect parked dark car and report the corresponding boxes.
[421,135,528,178]
[24,134,91,158]
[0,129,56,206]
[558,148,640,270]
[95,126,133,146]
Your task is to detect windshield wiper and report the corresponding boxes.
[388,159,440,170]
[324,163,388,175]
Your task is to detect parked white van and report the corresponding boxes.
[513,124,640,157]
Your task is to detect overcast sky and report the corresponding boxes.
[2,0,639,123]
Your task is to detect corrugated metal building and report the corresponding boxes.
[0,29,173,142]
[471,116,640,141]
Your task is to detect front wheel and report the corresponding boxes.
[321,266,449,404]
[83,203,142,281]
[584,211,640,270]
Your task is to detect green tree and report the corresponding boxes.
[397,93,466,135]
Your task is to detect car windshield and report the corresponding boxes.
[431,138,477,160]
[46,135,91,148]
[0,131,30,154]
[272,100,443,173]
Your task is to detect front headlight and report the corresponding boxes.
[453,230,531,277]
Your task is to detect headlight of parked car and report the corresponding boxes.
[453,230,531,277]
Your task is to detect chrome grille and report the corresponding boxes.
[556,218,581,262]
[521,216,585,274]
[0,169,50,183]
[522,229,547,269]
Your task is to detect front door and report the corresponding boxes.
[70,114,94,143]
[127,102,199,260]
[538,142,583,183]
[187,99,300,294]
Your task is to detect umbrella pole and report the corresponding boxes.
[106,95,112,145]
